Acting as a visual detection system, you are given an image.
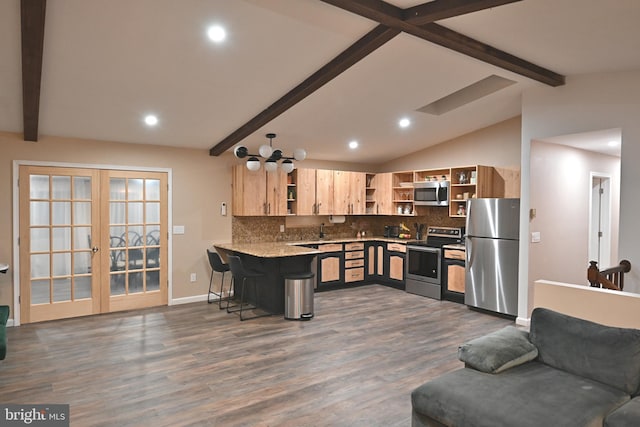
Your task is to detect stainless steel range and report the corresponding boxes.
[405,226,463,299]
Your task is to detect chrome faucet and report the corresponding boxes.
[319,223,325,239]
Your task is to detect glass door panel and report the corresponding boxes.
[20,166,101,323]
[102,171,167,312]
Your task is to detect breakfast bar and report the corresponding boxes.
[213,242,320,314]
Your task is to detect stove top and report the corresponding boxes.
[407,226,464,247]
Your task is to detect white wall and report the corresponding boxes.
[529,140,620,294]
[520,70,640,320]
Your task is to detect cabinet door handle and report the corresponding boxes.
[317,202,322,214]
[268,203,271,215]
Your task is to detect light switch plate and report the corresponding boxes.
[173,225,185,235]
[531,231,541,243]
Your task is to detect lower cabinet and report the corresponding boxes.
[344,242,365,283]
[384,243,406,286]
[317,243,344,286]
[365,241,384,280]
[316,240,406,288]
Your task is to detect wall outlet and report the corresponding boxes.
[190,273,197,282]
[531,232,541,243]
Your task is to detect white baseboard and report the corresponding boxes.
[170,290,232,306]
[170,294,209,305]
[516,316,531,328]
[6,319,15,327]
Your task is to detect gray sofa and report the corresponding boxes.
[411,307,640,427]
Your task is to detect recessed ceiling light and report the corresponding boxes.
[207,25,227,43]
[144,114,158,126]
[607,140,619,147]
[399,117,411,128]
[348,140,359,149]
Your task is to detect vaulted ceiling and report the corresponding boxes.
[3,0,640,164]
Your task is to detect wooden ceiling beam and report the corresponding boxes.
[403,0,522,25]
[408,22,564,87]
[320,0,565,87]
[209,24,400,156]
[21,0,47,142]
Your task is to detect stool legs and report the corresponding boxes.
[208,269,230,309]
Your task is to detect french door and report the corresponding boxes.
[19,166,168,323]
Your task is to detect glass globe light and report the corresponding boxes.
[281,159,294,173]
[293,148,307,161]
[246,157,261,171]
[234,146,248,159]
[264,158,278,172]
[258,144,273,158]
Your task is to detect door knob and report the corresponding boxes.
[92,247,99,253]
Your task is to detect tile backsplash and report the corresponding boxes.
[232,207,465,243]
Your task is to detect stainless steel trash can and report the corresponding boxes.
[284,272,314,320]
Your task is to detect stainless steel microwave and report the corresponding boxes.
[414,181,449,206]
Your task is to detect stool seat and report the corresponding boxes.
[207,249,231,309]
[226,255,272,321]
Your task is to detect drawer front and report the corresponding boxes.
[345,267,364,282]
[318,243,343,252]
[387,243,406,253]
[344,250,364,260]
[344,259,364,268]
[345,242,365,251]
[444,249,465,260]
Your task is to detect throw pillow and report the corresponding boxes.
[458,326,538,374]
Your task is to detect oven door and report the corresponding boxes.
[405,245,441,299]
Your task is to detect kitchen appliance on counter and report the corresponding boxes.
[465,198,520,317]
[384,225,400,238]
[405,226,463,299]
[414,181,449,206]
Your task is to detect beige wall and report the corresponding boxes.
[533,280,640,329]
[380,116,521,172]
[528,140,620,304]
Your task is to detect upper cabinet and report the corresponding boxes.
[232,165,287,216]
[366,172,393,215]
[333,170,366,215]
[449,165,495,217]
[234,165,519,218]
[391,172,415,216]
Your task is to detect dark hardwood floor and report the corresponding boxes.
[1,285,511,426]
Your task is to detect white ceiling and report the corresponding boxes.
[1,0,639,164]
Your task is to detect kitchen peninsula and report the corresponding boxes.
[213,242,320,314]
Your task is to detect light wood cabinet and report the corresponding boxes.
[315,169,334,215]
[449,165,494,217]
[333,170,365,215]
[289,168,317,215]
[232,165,287,216]
[344,242,365,283]
[366,172,393,215]
[392,171,415,216]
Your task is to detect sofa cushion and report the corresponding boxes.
[530,307,640,395]
[458,326,538,374]
[605,396,640,427]
[412,361,630,427]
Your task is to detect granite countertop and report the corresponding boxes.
[214,237,412,258]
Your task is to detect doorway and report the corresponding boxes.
[18,165,169,323]
[589,174,612,268]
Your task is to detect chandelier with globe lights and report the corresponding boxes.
[234,133,306,173]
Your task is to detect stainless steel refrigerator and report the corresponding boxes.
[465,198,520,316]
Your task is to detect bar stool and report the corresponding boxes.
[226,255,272,321]
[206,249,230,309]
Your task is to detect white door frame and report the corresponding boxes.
[588,171,612,268]
[12,160,173,326]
